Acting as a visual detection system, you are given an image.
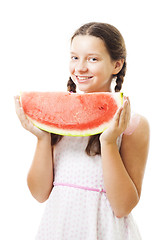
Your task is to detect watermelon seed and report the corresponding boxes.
[98,106,104,110]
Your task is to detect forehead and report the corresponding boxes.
[70,35,108,55]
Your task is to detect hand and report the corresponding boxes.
[14,95,50,140]
[100,97,131,144]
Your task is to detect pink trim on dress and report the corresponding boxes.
[54,182,106,193]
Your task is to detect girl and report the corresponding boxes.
[15,22,150,239]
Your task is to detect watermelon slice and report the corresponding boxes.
[20,92,123,136]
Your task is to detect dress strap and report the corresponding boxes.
[53,182,106,193]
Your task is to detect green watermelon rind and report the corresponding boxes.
[22,92,123,137]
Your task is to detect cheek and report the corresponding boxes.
[69,62,75,75]
[92,69,106,80]
[90,63,106,76]
[69,64,76,83]
[88,65,100,76]
[69,63,72,73]
[99,67,112,80]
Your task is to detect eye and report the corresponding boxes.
[89,57,98,62]
[71,56,78,61]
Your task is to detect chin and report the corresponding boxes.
[77,86,93,93]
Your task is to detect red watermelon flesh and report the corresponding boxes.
[20,92,123,136]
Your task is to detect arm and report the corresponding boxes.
[27,135,54,203]
[15,96,54,203]
[100,99,150,218]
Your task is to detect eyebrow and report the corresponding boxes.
[70,52,101,57]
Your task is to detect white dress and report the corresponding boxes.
[36,136,141,240]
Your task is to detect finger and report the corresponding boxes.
[120,99,131,131]
[126,98,131,124]
[18,109,29,129]
[123,97,131,123]
[14,96,46,137]
[14,96,30,128]
[123,96,127,101]
[14,95,20,106]
[14,95,21,104]
[113,106,123,127]
[14,96,23,116]
[119,100,128,127]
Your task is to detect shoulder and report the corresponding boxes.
[124,113,149,138]
[121,114,150,151]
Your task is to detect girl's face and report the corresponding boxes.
[69,35,121,93]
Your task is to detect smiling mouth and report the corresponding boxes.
[76,76,93,82]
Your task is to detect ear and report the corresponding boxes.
[112,59,124,75]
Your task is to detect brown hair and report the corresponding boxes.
[51,22,127,155]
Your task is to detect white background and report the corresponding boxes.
[0,0,159,239]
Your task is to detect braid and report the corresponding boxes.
[67,77,77,93]
[115,75,123,92]
[86,134,101,156]
[114,61,126,92]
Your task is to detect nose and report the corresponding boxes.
[75,60,88,73]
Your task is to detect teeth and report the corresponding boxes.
[77,76,92,80]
